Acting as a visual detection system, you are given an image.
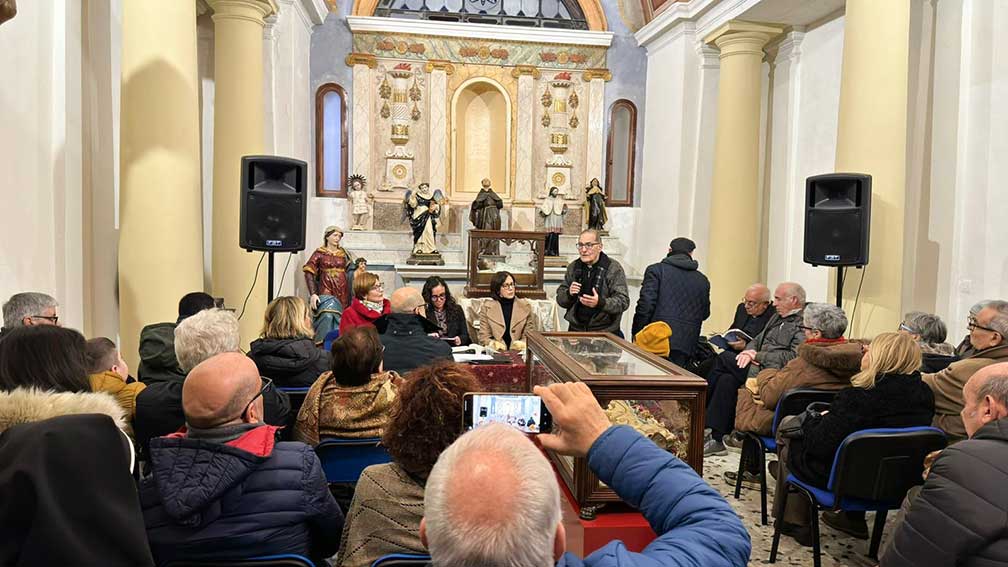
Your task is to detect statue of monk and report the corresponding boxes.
[469,178,504,256]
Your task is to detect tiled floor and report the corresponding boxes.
[705,451,889,567]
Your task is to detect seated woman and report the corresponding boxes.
[339,272,391,336]
[773,332,935,545]
[334,361,479,567]
[899,311,958,373]
[248,296,330,388]
[420,275,471,346]
[294,325,399,444]
[477,271,539,352]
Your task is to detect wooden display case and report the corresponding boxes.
[525,331,707,515]
[464,229,546,299]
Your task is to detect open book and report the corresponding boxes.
[708,329,754,351]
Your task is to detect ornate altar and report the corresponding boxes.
[526,331,707,515]
[465,229,546,299]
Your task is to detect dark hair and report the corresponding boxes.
[178,292,215,322]
[422,276,458,309]
[0,326,91,393]
[382,360,479,478]
[330,325,384,386]
[668,237,696,255]
[85,337,118,374]
[489,271,517,301]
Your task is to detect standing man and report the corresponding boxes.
[556,229,630,336]
[632,237,710,366]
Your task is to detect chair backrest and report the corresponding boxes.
[771,388,839,434]
[164,554,315,567]
[829,426,947,502]
[277,386,311,422]
[371,553,432,566]
[315,437,392,483]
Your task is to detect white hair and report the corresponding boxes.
[2,292,57,328]
[174,308,240,372]
[779,282,807,305]
[424,423,561,567]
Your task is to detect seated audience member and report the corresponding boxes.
[695,283,775,377]
[248,296,330,388]
[137,291,214,383]
[881,362,1008,566]
[633,321,673,359]
[419,382,752,567]
[0,326,127,433]
[704,282,807,455]
[0,414,154,567]
[923,300,1008,441]
[420,275,471,346]
[380,287,453,375]
[141,353,343,564]
[86,337,146,426]
[295,325,399,444]
[335,361,479,567]
[774,332,935,545]
[899,311,958,372]
[955,300,994,357]
[134,308,290,456]
[0,292,59,343]
[477,271,540,352]
[339,272,391,336]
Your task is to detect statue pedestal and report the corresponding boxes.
[407,252,445,266]
[544,256,570,268]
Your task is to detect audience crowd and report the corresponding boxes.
[2,237,1006,567]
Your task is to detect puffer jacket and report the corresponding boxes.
[745,309,806,378]
[248,337,330,388]
[0,387,126,434]
[923,343,1008,441]
[631,253,711,357]
[881,418,1008,567]
[140,425,344,565]
[137,322,185,384]
[556,252,630,334]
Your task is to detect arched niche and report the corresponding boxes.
[450,77,512,200]
[352,0,608,31]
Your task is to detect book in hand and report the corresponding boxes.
[709,329,753,351]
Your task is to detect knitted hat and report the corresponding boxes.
[635,321,672,358]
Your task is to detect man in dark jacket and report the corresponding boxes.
[141,352,343,565]
[379,287,452,374]
[556,230,630,336]
[632,237,710,366]
[882,362,1008,567]
[137,291,215,383]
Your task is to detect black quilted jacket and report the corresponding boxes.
[632,253,711,356]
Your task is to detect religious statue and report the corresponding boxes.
[469,178,504,256]
[347,174,374,231]
[583,177,608,232]
[403,182,445,257]
[303,226,355,311]
[539,186,568,257]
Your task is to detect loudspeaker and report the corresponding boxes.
[803,173,872,267]
[239,155,308,253]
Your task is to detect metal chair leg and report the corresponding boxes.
[734,437,748,499]
[868,509,888,559]
[759,448,768,525]
[769,481,789,563]
[810,497,822,567]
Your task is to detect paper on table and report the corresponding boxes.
[453,353,495,363]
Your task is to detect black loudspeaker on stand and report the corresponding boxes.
[239,155,308,302]
[802,173,872,308]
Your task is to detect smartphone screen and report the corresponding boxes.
[462,393,553,434]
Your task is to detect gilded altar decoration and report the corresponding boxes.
[353,33,608,69]
[568,91,579,109]
[380,101,391,119]
[378,76,391,99]
[411,102,421,122]
[541,89,552,108]
[541,112,551,128]
[409,77,422,102]
[569,114,579,129]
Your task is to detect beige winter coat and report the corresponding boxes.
[0,387,127,435]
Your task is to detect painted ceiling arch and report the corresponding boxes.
[351,0,608,31]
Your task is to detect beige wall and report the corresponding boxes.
[454,82,509,197]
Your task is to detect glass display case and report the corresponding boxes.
[526,331,707,515]
[465,229,546,299]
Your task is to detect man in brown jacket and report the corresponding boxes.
[923,300,1008,441]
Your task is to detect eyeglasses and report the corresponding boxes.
[742,299,768,307]
[898,322,915,333]
[968,316,999,334]
[575,242,599,250]
[372,282,384,291]
[30,315,59,324]
[501,282,516,289]
[242,377,273,418]
[797,325,818,332]
[431,293,446,300]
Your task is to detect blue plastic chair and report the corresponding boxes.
[370,553,432,566]
[315,437,392,483]
[769,426,948,567]
[733,388,837,525]
[163,553,315,566]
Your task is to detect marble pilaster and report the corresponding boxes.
[426,62,450,191]
[348,54,375,181]
[585,75,607,184]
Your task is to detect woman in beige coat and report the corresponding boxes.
[477,271,539,351]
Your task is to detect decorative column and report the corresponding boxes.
[703,21,783,328]
[834,0,912,336]
[511,65,539,230]
[208,0,277,347]
[584,68,611,187]
[346,53,376,184]
[119,0,205,369]
[426,60,453,192]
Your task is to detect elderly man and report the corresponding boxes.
[1,292,59,340]
[379,286,453,374]
[419,381,751,567]
[899,311,958,372]
[923,300,1008,442]
[556,229,630,336]
[881,362,1008,567]
[631,237,710,366]
[140,353,343,564]
[695,283,775,378]
[704,282,807,455]
[134,308,290,456]
[955,300,994,357]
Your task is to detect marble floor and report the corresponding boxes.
[704,450,889,567]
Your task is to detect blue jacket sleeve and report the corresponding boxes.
[303,447,345,558]
[577,426,751,567]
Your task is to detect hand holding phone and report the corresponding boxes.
[534,382,611,458]
[463,393,553,434]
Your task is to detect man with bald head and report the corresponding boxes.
[140,353,343,565]
[379,286,452,374]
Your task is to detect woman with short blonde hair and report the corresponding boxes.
[248,296,330,388]
[850,332,923,388]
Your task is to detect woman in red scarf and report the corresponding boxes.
[339,272,391,336]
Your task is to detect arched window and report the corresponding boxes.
[315,83,348,197]
[374,0,589,29]
[605,99,637,207]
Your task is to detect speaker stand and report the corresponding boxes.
[835,266,844,309]
[267,251,276,303]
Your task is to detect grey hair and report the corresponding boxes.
[174,308,240,372]
[984,301,1008,339]
[424,423,561,567]
[779,282,807,305]
[803,303,848,339]
[747,284,771,303]
[580,229,603,246]
[2,292,58,328]
[974,364,1008,409]
[902,311,948,345]
[969,300,995,318]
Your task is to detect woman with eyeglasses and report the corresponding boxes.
[897,311,958,373]
[420,276,470,346]
[477,271,539,352]
[339,272,391,336]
